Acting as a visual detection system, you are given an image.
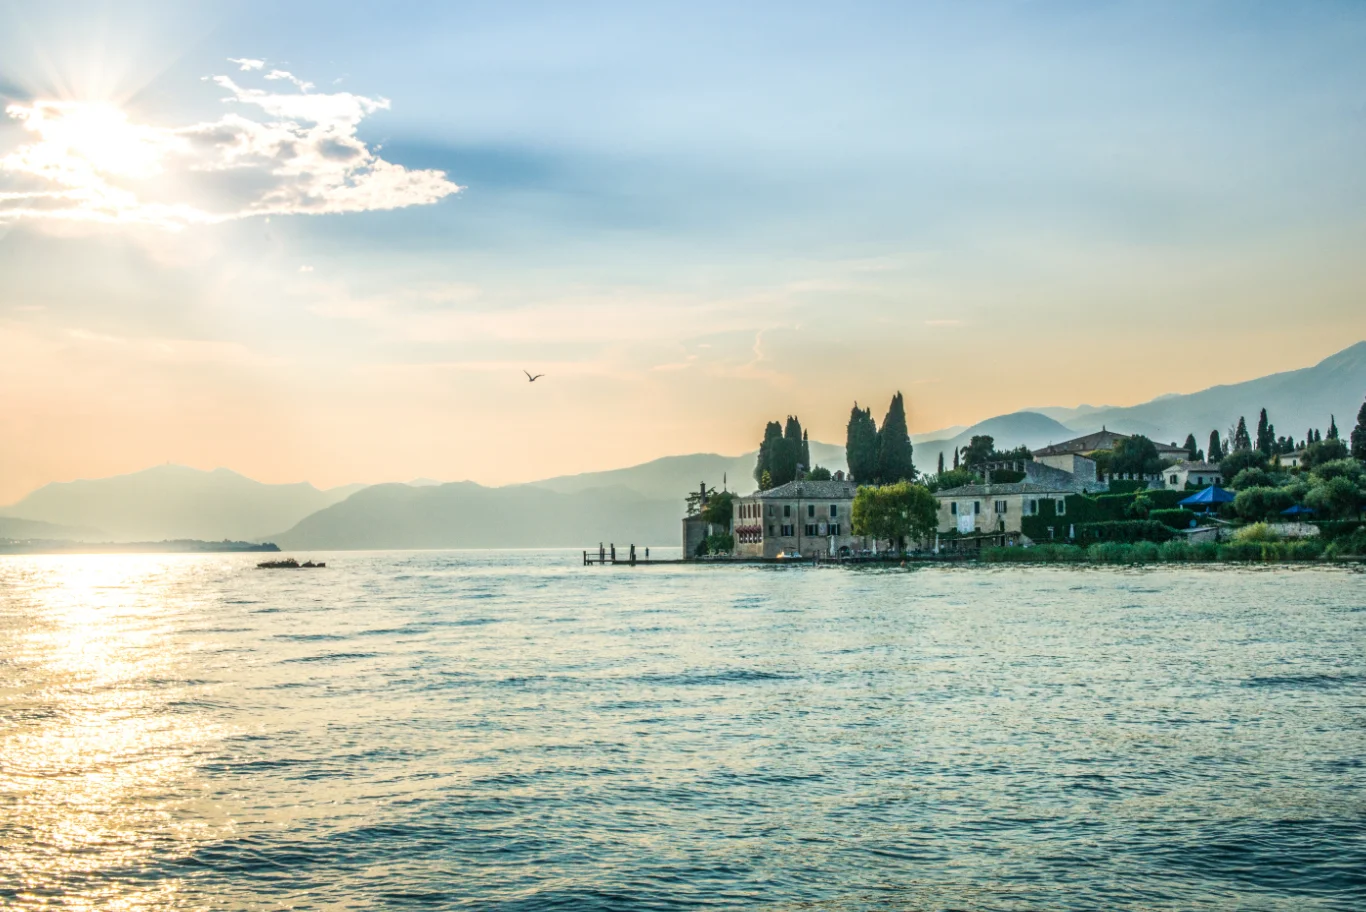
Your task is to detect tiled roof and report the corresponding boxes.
[1176,462,1220,472]
[1032,430,1127,457]
[753,480,859,500]
[933,482,1073,497]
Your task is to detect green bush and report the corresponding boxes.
[1105,480,1147,495]
[1075,520,1174,543]
[981,544,1088,562]
[695,533,734,556]
[1230,467,1275,490]
[1218,540,1324,561]
[1150,508,1198,529]
[1326,528,1366,557]
[1316,521,1364,542]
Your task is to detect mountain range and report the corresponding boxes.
[4,341,1363,548]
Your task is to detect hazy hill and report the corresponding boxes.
[914,412,1076,471]
[0,516,104,542]
[0,465,366,542]
[1063,341,1366,444]
[273,481,681,550]
[525,441,847,499]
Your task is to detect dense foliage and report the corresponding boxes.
[1353,399,1366,460]
[925,468,980,492]
[805,466,832,481]
[850,482,938,550]
[875,393,917,484]
[845,404,878,484]
[754,416,809,489]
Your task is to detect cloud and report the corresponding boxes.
[227,58,265,71]
[0,61,461,230]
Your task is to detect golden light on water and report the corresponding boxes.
[0,556,226,910]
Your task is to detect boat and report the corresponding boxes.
[256,558,326,569]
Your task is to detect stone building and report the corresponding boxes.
[931,481,1073,549]
[1160,462,1223,490]
[732,478,867,558]
[1032,428,1190,463]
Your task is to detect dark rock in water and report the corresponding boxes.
[256,558,325,569]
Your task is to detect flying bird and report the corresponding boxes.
[523,370,545,382]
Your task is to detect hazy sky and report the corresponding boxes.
[2,0,1365,501]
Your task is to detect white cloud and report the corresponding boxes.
[0,62,461,230]
[228,58,265,71]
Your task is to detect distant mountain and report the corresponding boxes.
[525,441,847,500]
[273,482,682,550]
[0,466,366,542]
[0,516,104,542]
[1062,341,1366,445]
[915,412,1077,471]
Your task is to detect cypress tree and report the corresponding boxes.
[1327,415,1339,440]
[1208,430,1223,463]
[845,404,879,483]
[1234,416,1252,452]
[1315,428,1322,443]
[801,429,811,476]
[1183,434,1199,461]
[1351,398,1366,461]
[937,451,945,475]
[754,421,784,488]
[953,447,960,470]
[875,392,916,483]
[1255,409,1272,455]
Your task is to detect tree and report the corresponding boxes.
[1233,416,1252,452]
[1230,467,1275,490]
[1183,434,1199,461]
[685,486,717,517]
[876,392,916,483]
[959,435,995,469]
[1353,399,1366,461]
[1220,448,1268,480]
[851,482,938,551]
[925,468,979,492]
[1305,475,1363,520]
[806,466,832,481]
[801,428,811,476]
[755,421,783,488]
[952,447,960,469]
[1255,409,1273,455]
[1301,438,1349,470]
[1310,458,1365,486]
[1327,415,1339,440]
[937,451,945,475]
[1208,430,1224,463]
[1233,486,1294,522]
[845,404,879,483]
[1109,435,1163,475]
[701,491,735,528]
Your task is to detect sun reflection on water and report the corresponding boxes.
[1,556,225,909]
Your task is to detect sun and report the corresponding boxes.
[6,100,179,179]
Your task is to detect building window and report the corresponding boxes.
[994,500,1007,514]
[830,524,841,536]
[830,504,837,518]
[1056,499,1066,515]
[805,523,817,536]
[973,501,981,515]
[768,524,775,536]
[1169,475,1177,484]
[807,504,815,518]
[951,502,958,515]
[784,505,791,518]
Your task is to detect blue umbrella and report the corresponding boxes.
[1280,504,1315,516]
[1178,485,1236,507]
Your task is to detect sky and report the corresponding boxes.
[2,0,1365,502]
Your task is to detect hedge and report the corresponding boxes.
[1075,520,1174,543]
[1150,508,1198,529]
[980,539,1324,563]
[1315,521,1364,542]
[1021,489,1201,542]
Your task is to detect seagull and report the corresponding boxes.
[523,370,545,382]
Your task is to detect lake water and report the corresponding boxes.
[2,551,1364,910]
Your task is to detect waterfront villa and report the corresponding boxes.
[732,477,867,558]
[931,481,1073,550]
